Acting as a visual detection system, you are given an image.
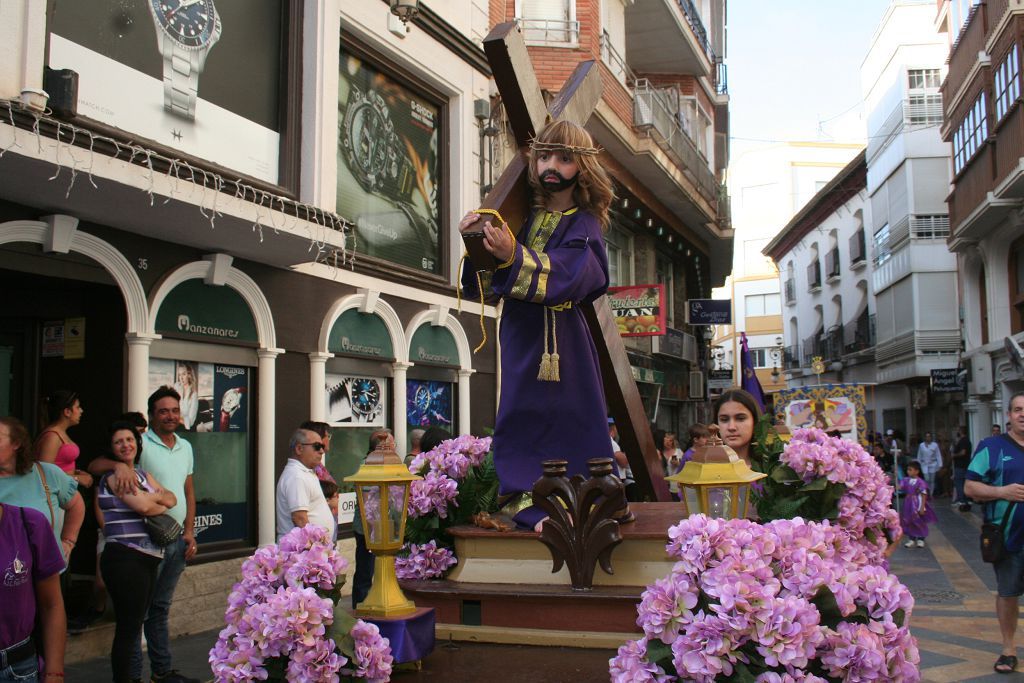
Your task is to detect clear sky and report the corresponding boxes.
[726,0,895,155]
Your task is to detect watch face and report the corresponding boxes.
[151,0,217,48]
[349,378,383,420]
[341,87,400,194]
[413,385,431,414]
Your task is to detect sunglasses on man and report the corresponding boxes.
[300,442,325,452]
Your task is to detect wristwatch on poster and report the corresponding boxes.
[347,378,382,422]
[340,84,417,202]
[148,0,222,121]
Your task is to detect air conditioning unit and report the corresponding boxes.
[689,371,705,400]
[969,353,993,395]
[634,91,655,129]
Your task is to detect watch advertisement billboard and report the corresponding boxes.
[607,285,666,337]
[338,49,441,275]
[149,357,252,544]
[325,374,387,427]
[47,0,286,184]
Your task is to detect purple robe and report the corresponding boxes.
[899,477,937,538]
[462,208,613,526]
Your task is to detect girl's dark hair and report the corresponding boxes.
[653,428,667,451]
[688,423,710,441]
[319,479,339,499]
[119,412,148,432]
[420,426,452,455]
[906,460,922,473]
[42,389,78,424]
[711,388,762,423]
[109,420,143,460]
[0,416,33,475]
[300,421,331,440]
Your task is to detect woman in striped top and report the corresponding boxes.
[97,422,177,683]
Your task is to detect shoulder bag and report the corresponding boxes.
[145,513,183,547]
[981,502,1017,563]
[33,462,56,527]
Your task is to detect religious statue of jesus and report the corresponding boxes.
[459,119,616,529]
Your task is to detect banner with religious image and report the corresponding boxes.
[338,49,441,274]
[772,384,868,445]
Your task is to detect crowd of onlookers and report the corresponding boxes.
[1,388,199,683]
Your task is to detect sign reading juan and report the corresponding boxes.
[607,285,666,337]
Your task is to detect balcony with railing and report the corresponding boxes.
[843,312,876,355]
[807,260,822,291]
[825,247,840,282]
[600,31,636,87]
[905,94,943,126]
[821,326,844,361]
[633,79,718,204]
[874,214,950,264]
[515,17,580,46]
[624,0,719,77]
[803,331,824,366]
[784,278,796,305]
[784,344,801,370]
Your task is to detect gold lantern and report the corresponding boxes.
[344,438,421,617]
[666,427,767,519]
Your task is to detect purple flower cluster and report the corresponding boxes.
[341,621,394,683]
[406,436,492,522]
[209,525,393,682]
[782,429,901,562]
[394,540,459,580]
[612,514,920,682]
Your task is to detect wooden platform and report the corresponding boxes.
[400,503,685,644]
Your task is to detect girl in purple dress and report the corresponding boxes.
[900,460,938,547]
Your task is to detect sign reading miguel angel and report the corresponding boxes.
[773,384,869,446]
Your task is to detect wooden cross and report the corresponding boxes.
[477,22,670,502]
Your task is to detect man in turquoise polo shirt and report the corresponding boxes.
[91,386,198,683]
[967,391,1024,674]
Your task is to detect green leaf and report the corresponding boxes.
[893,608,906,628]
[801,476,830,492]
[644,639,673,667]
[847,606,870,624]
[770,465,800,483]
[811,586,844,629]
[724,661,759,683]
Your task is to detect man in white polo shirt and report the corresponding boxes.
[276,427,335,541]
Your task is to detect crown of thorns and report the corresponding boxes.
[529,138,601,156]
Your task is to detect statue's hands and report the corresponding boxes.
[483,219,514,263]
[458,212,483,234]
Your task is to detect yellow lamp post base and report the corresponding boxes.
[356,555,416,618]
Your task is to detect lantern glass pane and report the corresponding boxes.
[387,483,408,544]
[738,486,749,518]
[360,484,384,544]
[706,486,733,518]
[683,486,700,517]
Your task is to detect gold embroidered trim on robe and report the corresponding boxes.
[511,248,539,300]
[531,253,551,304]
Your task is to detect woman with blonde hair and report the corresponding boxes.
[458,119,616,528]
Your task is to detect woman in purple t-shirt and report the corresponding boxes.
[0,503,66,682]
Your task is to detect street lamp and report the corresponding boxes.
[389,0,420,24]
[769,335,784,384]
[666,426,767,519]
[344,437,421,617]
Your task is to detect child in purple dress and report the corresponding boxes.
[900,460,938,547]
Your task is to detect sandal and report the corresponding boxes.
[995,654,1018,673]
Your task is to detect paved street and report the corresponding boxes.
[66,501,1024,682]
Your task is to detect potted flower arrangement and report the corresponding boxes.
[209,525,394,682]
[610,425,918,682]
[396,434,494,580]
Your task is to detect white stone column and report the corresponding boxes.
[458,368,475,435]
[125,333,156,414]
[258,348,282,546]
[392,361,412,452]
[308,352,332,422]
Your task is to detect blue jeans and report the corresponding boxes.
[953,465,968,502]
[352,532,374,609]
[131,537,186,677]
[0,647,37,683]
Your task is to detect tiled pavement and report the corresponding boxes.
[67,502,1024,682]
